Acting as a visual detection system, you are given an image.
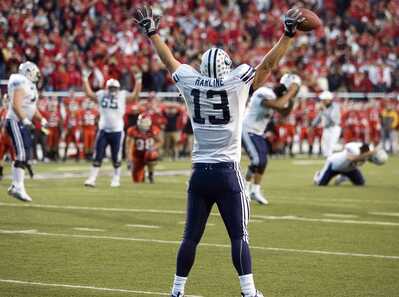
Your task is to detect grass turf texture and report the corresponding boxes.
[0,157,398,297]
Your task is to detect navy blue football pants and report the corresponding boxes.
[176,162,252,277]
[93,129,124,168]
[316,163,365,186]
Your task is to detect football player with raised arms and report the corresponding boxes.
[5,61,48,201]
[134,6,304,297]
[243,73,301,205]
[82,70,142,187]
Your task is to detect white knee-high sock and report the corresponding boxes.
[113,167,121,179]
[13,167,25,190]
[88,166,100,181]
[239,274,256,296]
[171,275,187,296]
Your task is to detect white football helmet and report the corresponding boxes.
[18,61,41,83]
[137,114,152,132]
[106,79,120,96]
[280,73,302,89]
[369,149,388,166]
[106,78,120,89]
[200,48,232,79]
[319,90,333,101]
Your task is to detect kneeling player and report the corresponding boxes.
[243,73,301,204]
[313,142,378,186]
[127,114,161,183]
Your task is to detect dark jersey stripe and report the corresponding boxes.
[242,68,256,82]
[240,67,252,80]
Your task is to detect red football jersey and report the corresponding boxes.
[81,109,99,128]
[65,111,81,129]
[127,126,160,159]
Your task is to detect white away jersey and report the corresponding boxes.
[329,142,362,172]
[172,63,255,163]
[96,90,128,132]
[6,74,38,121]
[243,86,276,135]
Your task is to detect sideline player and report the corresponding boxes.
[81,100,99,160]
[243,73,301,204]
[126,113,161,183]
[313,142,377,186]
[134,6,304,297]
[0,95,15,180]
[82,71,142,187]
[5,61,48,201]
[311,91,341,157]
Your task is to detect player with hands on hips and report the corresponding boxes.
[134,5,303,297]
[82,67,142,188]
[243,73,301,205]
[5,61,47,202]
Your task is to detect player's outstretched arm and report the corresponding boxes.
[264,84,299,113]
[127,72,143,101]
[134,6,181,73]
[81,70,97,101]
[252,8,304,90]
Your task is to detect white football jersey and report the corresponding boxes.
[329,142,362,172]
[172,63,255,163]
[243,87,276,136]
[96,90,127,132]
[6,74,39,121]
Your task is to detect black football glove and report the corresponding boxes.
[134,6,161,37]
[284,8,305,38]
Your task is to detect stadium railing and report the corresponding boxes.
[0,80,398,100]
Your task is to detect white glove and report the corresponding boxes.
[135,72,143,83]
[22,118,33,127]
[82,69,92,80]
[280,73,302,89]
[41,117,48,128]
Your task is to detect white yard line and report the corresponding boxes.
[0,278,202,297]
[369,212,399,217]
[1,229,398,260]
[323,213,359,219]
[178,221,215,226]
[73,227,105,232]
[1,202,398,227]
[126,224,160,229]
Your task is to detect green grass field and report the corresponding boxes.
[0,156,398,297]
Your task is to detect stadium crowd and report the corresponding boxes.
[0,0,398,92]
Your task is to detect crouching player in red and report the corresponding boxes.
[126,114,161,183]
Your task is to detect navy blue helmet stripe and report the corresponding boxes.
[207,49,212,77]
[213,48,219,78]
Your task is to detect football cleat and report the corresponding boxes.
[84,179,96,187]
[250,192,268,205]
[8,185,32,202]
[110,177,120,187]
[241,290,265,297]
[170,293,184,297]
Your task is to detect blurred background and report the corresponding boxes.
[0,0,398,162]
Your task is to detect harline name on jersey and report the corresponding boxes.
[194,77,224,88]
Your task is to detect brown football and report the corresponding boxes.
[297,8,322,32]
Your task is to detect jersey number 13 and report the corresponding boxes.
[191,89,230,125]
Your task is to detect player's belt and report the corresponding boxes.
[193,162,237,170]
